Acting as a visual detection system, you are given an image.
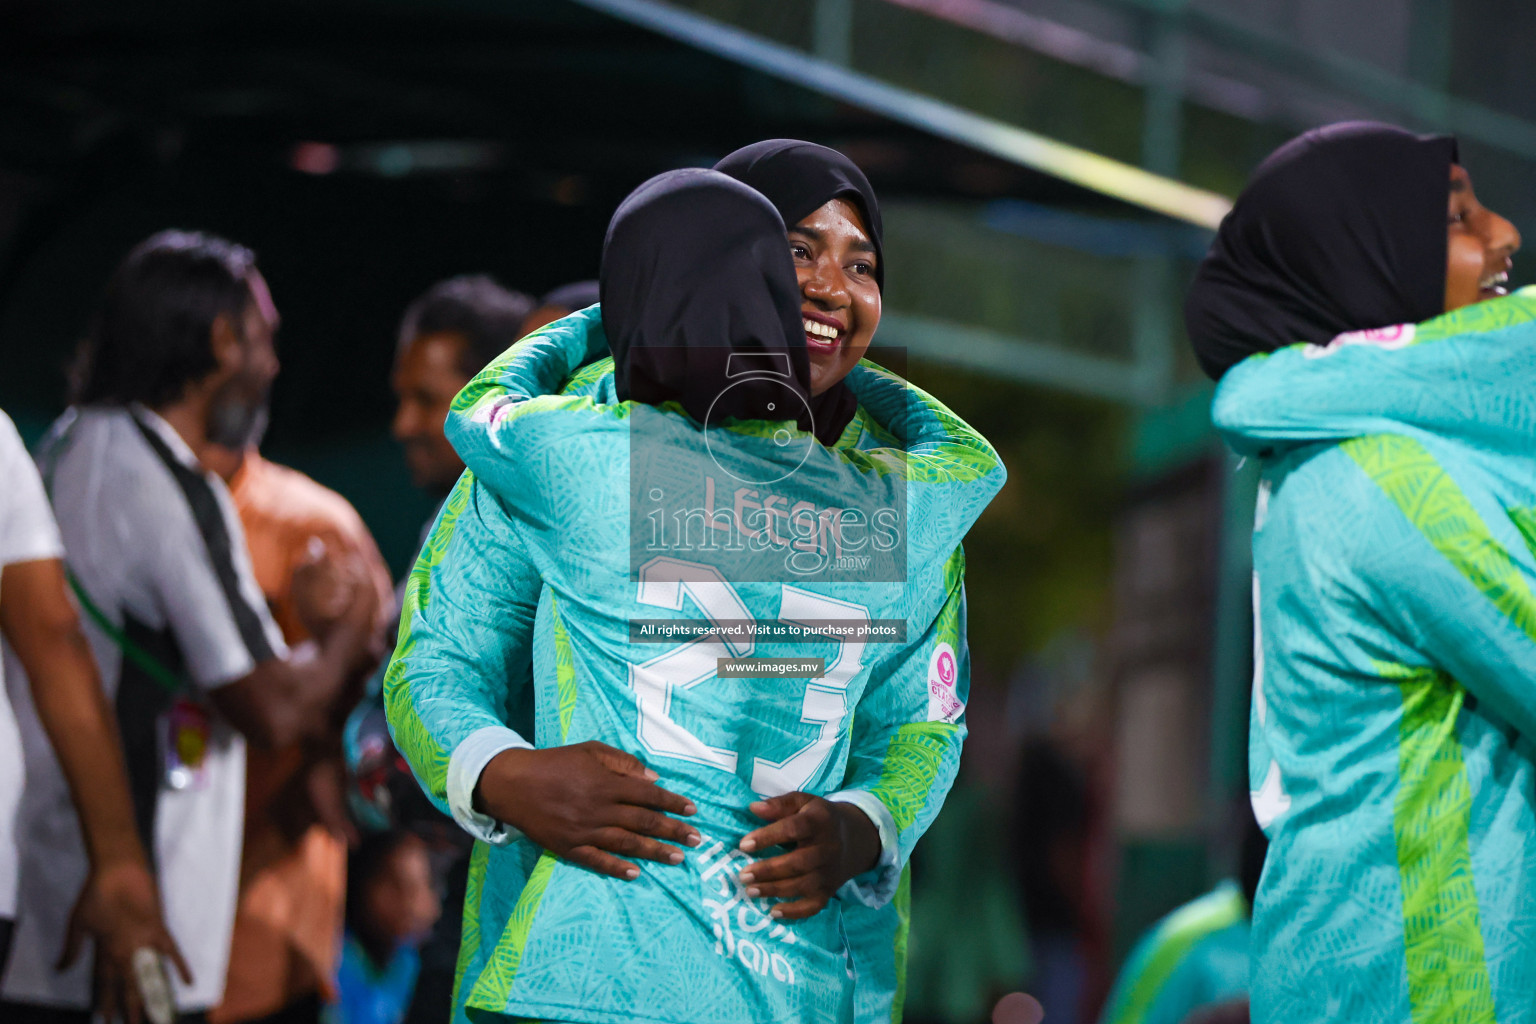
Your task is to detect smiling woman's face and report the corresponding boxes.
[789,198,881,396]
[1445,164,1521,312]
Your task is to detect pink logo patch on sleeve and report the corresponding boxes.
[927,643,963,723]
[1304,322,1416,358]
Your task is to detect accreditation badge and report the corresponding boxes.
[162,699,212,790]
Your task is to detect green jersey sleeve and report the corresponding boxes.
[382,471,540,833]
[832,547,969,907]
[1209,288,1536,741]
[1213,289,1536,459]
[384,312,615,841]
[464,305,610,403]
[1332,433,1536,742]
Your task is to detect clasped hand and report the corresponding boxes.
[475,742,880,920]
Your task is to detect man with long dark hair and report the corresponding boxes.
[0,231,379,1024]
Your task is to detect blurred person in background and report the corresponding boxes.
[1011,742,1094,1024]
[325,832,439,1024]
[200,424,394,1024]
[1097,815,1266,1024]
[0,230,379,1024]
[0,406,189,1022]
[1189,123,1532,1023]
[391,275,534,500]
[517,280,599,338]
[904,777,1031,1024]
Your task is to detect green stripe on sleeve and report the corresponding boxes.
[870,722,960,831]
[935,551,965,648]
[549,597,579,742]
[1341,434,1536,643]
[1509,507,1536,563]
[382,472,477,798]
[1411,291,1536,345]
[564,356,614,393]
[453,840,492,1009]
[891,866,912,1024]
[1377,662,1496,1024]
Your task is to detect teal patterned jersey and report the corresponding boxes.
[384,308,1000,1024]
[1211,290,1536,1024]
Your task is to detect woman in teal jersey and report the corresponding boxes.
[713,141,936,1024]
[386,170,1000,1024]
[386,141,959,1024]
[1187,122,1532,1024]
[525,139,953,1023]
[713,138,885,432]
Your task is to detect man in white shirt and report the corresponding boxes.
[0,231,380,1024]
[0,405,188,1024]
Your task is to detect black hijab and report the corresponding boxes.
[716,139,884,442]
[601,168,814,433]
[715,139,885,290]
[1185,121,1457,380]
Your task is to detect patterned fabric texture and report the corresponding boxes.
[1212,289,1536,1024]
[385,309,1001,1024]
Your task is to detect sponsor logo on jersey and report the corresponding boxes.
[927,642,963,723]
[696,836,801,986]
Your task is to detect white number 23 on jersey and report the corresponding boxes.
[629,556,868,797]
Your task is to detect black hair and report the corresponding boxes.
[537,279,600,313]
[396,274,535,378]
[74,230,257,407]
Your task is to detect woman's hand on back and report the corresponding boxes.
[475,741,701,879]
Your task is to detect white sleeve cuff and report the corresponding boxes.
[826,789,901,908]
[448,725,534,845]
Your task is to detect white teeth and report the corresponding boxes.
[1481,271,1510,288]
[802,318,841,341]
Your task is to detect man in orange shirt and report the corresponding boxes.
[204,440,393,1024]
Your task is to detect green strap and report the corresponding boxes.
[67,574,184,696]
